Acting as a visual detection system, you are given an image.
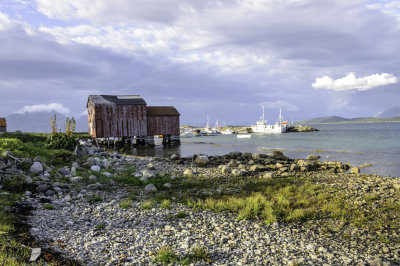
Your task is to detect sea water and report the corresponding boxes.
[130,122,400,177]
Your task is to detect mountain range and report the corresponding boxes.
[5,112,88,133]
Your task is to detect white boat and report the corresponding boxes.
[251,106,288,134]
[237,134,251,138]
[221,129,234,135]
[204,116,221,136]
[180,132,196,138]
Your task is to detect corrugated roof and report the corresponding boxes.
[147,106,180,116]
[0,118,6,127]
[88,95,147,105]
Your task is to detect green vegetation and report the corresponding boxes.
[43,204,55,210]
[176,211,188,219]
[46,115,77,150]
[0,132,89,165]
[160,199,171,209]
[140,200,155,210]
[153,245,210,265]
[153,246,178,264]
[119,199,131,209]
[180,176,400,230]
[0,192,62,264]
[96,223,105,230]
[88,194,103,203]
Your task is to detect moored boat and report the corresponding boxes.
[251,106,288,134]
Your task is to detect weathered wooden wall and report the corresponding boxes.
[147,116,180,136]
[88,99,148,138]
[0,118,6,127]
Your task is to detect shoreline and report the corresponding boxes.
[1,140,400,264]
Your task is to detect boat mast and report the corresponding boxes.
[262,104,265,123]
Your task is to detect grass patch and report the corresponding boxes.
[160,199,171,209]
[88,194,103,203]
[43,204,55,210]
[0,132,83,165]
[153,246,178,264]
[96,223,105,230]
[153,245,210,265]
[187,178,367,225]
[176,211,187,219]
[140,200,155,210]
[119,199,131,209]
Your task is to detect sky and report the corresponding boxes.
[0,0,399,125]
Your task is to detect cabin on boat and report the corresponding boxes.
[0,118,6,132]
[86,95,180,146]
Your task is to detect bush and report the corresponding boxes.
[1,176,32,193]
[153,247,178,264]
[46,132,76,150]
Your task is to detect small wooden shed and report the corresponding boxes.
[87,95,148,138]
[0,118,6,132]
[147,106,180,136]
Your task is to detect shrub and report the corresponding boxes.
[119,199,131,209]
[160,199,171,209]
[88,195,103,203]
[96,223,105,230]
[43,204,55,210]
[140,200,155,210]
[153,246,178,264]
[176,211,187,218]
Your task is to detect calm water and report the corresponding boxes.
[128,123,400,177]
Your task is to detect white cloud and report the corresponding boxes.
[261,100,299,111]
[78,110,88,118]
[0,11,11,30]
[312,72,398,91]
[16,103,71,116]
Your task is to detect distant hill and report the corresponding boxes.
[296,116,348,124]
[6,112,88,133]
[297,116,400,125]
[374,106,400,118]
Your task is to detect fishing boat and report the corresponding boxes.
[251,106,288,133]
[204,116,221,136]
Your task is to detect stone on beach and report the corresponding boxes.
[145,184,158,193]
[90,165,101,172]
[30,162,43,174]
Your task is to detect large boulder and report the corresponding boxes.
[141,170,156,181]
[145,184,158,193]
[221,165,231,174]
[306,154,320,161]
[183,169,193,176]
[228,151,242,159]
[195,155,209,167]
[351,167,360,174]
[30,162,43,174]
[90,165,101,172]
[170,153,180,160]
[36,184,50,193]
[272,151,287,160]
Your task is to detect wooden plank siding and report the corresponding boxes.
[87,96,180,138]
[0,118,6,127]
[147,116,180,136]
[87,98,147,138]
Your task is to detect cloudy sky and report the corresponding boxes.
[0,0,399,125]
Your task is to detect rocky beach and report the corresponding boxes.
[1,139,400,265]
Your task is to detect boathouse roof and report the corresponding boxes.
[147,106,180,116]
[88,95,147,105]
